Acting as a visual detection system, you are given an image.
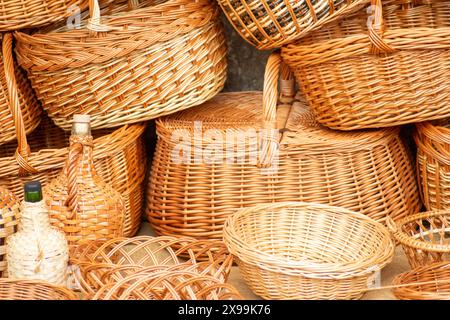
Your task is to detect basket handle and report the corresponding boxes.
[385,215,398,233]
[367,0,395,54]
[257,52,295,168]
[2,34,38,177]
[87,0,138,33]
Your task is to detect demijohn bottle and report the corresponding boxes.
[7,181,69,285]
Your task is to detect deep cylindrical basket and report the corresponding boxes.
[14,0,227,131]
[0,279,77,300]
[415,120,450,211]
[223,202,395,300]
[217,0,369,50]
[147,52,420,242]
[387,211,450,269]
[0,117,146,237]
[392,261,450,300]
[281,0,450,130]
[0,186,20,277]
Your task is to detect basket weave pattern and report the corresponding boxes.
[0,187,19,277]
[0,279,77,300]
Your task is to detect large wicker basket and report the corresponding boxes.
[0,118,146,237]
[14,0,227,131]
[146,52,420,242]
[281,0,450,130]
[415,120,450,211]
[0,279,77,300]
[217,0,369,50]
[223,202,395,300]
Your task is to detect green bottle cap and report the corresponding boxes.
[24,181,42,203]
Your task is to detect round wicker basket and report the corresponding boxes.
[0,279,77,300]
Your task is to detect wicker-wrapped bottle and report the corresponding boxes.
[7,181,68,285]
[44,115,125,247]
[0,186,20,277]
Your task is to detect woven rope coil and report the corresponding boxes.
[387,211,450,269]
[14,0,227,131]
[281,0,450,130]
[0,279,77,300]
[0,186,19,277]
[217,0,369,50]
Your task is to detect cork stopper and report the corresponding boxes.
[72,114,91,136]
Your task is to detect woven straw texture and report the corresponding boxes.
[388,211,450,269]
[0,118,146,237]
[223,202,394,300]
[7,200,69,285]
[415,120,450,211]
[147,52,420,242]
[0,279,77,300]
[218,0,369,50]
[392,261,450,300]
[70,236,233,297]
[0,0,88,31]
[0,34,41,149]
[14,0,227,131]
[281,0,450,130]
[0,186,19,277]
[44,130,125,247]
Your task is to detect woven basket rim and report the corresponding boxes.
[0,278,78,300]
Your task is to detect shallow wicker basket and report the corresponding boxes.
[147,52,419,242]
[14,0,227,131]
[415,120,450,211]
[281,0,450,130]
[0,117,146,237]
[217,0,369,50]
[223,202,395,300]
[0,186,19,277]
[388,211,450,269]
[392,261,450,300]
[0,279,77,300]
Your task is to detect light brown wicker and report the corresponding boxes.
[70,236,233,297]
[0,118,146,237]
[415,120,450,211]
[217,0,369,50]
[0,186,19,277]
[223,201,395,300]
[387,211,450,269]
[14,0,227,131]
[0,33,41,153]
[147,52,420,242]
[0,279,77,300]
[281,0,450,130]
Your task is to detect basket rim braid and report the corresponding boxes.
[392,261,450,300]
[0,279,78,300]
[387,211,450,253]
[217,0,370,50]
[223,201,395,279]
[415,121,450,166]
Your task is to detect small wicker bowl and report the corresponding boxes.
[223,202,395,300]
[0,279,77,300]
[387,211,450,269]
[392,261,450,300]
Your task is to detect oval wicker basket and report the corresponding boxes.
[392,261,450,300]
[0,117,146,237]
[415,120,450,211]
[0,279,77,300]
[14,0,227,131]
[223,202,395,300]
[147,52,420,242]
[217,0,369,50]
[0,0,88,31]
[70,236,233,297]
[0,186,20,277]
[387,211,450,269]
[281,0,450,130]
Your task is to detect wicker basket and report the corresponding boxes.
[392,261,450,300]
[281,0,450,130]
[0,118,146,237]
[217,0,369,50]
[0,279,77,300]
[0,0,88,31]
[0,186,19,277]
[0,34,41,150]
[14,0,227,131]
[223,202,395,300]
[387,211,450,269]
[147,52,420,242]
[415,120,450,211]
[70,236,233,297]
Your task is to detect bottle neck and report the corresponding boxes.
[67,134,96,175]
[19,200,51,233]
